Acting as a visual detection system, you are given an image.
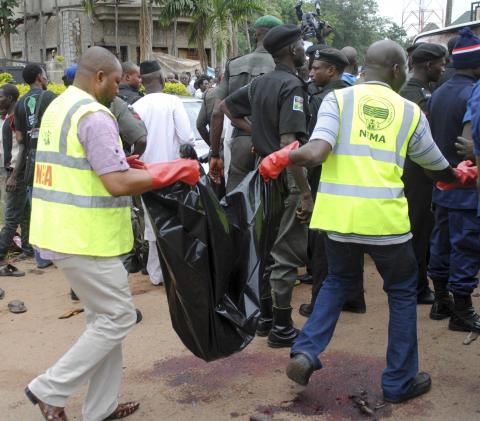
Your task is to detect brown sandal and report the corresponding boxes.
[103,401,140,420]
[25,387,69,421]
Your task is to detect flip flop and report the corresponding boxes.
[0,264,25,277]
[8,299,27,313]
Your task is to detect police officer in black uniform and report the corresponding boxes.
[400,43,447,304]
[218,24,312,348]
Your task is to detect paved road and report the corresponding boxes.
[1,256,479,420]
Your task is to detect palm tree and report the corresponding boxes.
[190,0,263,70]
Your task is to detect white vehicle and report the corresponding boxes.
[180,97,210,163]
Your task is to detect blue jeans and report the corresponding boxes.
[428,205,480,296]
[292,237,418,399]
[26,186,52,268]
[0,173,32,258]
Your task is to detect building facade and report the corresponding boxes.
[8,0,213,66]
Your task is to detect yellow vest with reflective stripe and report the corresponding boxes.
[310,83,421,236]
[29,86,133,256]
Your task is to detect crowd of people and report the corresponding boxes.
[1,13,480,421]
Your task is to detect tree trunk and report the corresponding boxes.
[23,0,28,60]
[139,0,152,61]
[232,21,239,57]
[4,33,12,59]
[39,0,46,63]
[226,19,233,58]
[244,20,251,53]
[115,0,120,58]
[171,18,177,57]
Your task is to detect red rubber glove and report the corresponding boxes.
[259,141,300,182]
[437,160,478,191]
[146,159,200,189]
[126,155,145,169]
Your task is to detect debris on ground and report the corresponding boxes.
[58,309,84,319]
[8,299,27,314]
[463,332,479,345]
[349,390,385,419]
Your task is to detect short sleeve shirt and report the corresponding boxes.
[14,89,56,149]
[225,63,309,157]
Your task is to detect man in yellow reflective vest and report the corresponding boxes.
[259,40,458,403]
[24,47,199,421]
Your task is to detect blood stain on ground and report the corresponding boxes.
[141,350,433,419]
[255,351,394,420]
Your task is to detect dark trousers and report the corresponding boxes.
[0,174,32,258]
[428,205,480,296]
[292,238,419,399]
[26,186,51,267]
[226,135,255,194]
[403,160,434,294]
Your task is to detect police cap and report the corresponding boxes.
[411,43,447,64]
[406,42,424,55]
[306,43,328,58]
[140,60,161,75]
[263,24,302,55]
[313,47,349,70]
[254,15,283,29]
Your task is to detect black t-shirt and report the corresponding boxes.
[225,63,309,157]
[14,88,56,184]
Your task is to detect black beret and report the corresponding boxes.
[263,24,302,55]
[412,43,447,64]
[313,47,349,69]
[406,42,425,55]
[139,60,161,75]
[306,43,328,57]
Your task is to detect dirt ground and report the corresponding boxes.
[1,256,479,421]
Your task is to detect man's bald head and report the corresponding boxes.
[364,40,407,92]
[341,46,358,75]
[74,47,122,107]
[77,46,121,77]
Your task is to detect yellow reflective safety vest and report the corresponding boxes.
[310,83,421,236]
[29,86,133,256]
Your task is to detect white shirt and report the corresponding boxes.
[133,92,194,241]
[132,93,194,164]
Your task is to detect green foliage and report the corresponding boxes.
[0,72,14,84]
[14,83,66,98]
[163,82,191,97]
[266,0,409,63]
[55,55,65,63]
[0,0,19,36]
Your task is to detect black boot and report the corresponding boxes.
[429,292,453,320]
[267,306,299,348]
[449,294,480,333]
[299,303,313,317]
[256,297,273,337]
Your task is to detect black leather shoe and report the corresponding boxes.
[299,303,313,317]
[429,293,453,320]
[286,354,314,386]
[297,273,313,284]
[383,372,431,403]
[267,307,299,348]
[449,294,480,333]
[417,288,435,305]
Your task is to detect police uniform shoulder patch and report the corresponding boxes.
[293,95,304,112]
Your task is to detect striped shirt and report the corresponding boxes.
[310,82,449,245]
